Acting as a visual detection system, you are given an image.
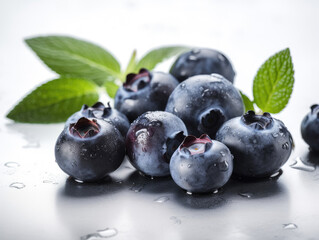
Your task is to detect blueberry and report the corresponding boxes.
[55,117,125,182]
[165,74,244,138]
[170,134,233,193]
[126,111,188,177]
[67,102,130,137]
[216,111,293,179]
[170,48,235,83]
[301,104,319,152]
[114,68,179,122]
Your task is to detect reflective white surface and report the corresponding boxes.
[1,1,319,239]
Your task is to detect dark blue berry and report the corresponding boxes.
[301,104,319,152]
[170,134,233,193]
[170,48,235,83]
[216,111,293,179]
[114,68,179,122]
[165,74,244,138]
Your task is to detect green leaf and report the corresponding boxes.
[25,36,121,86]
[239,91,255,112]
[122,50,137,81]
[135,46,191,71]
[7,78,99,123]
[104,81,119,98]
[253,48,294,113]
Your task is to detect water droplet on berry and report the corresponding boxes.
[181,83,186,89]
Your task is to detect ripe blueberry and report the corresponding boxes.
[170,134,233,193]
[67,102,130,137]
[126,111,188,177]
[114,68,179,122]
[170,48,235,83]
[55,117,125,182]
[165,74,244,138]
[216,111,293,179]
[301,104,319,152]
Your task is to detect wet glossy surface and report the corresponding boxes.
[1,0,319,239]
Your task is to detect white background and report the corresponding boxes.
[1,1,319,239]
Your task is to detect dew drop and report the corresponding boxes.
[238,191,253,198]
[188,55,197,61]
[290,157,316,172]
[272,133,279,138]
[218,161,229,171]
[283,223,297,230]
[9,182,25,189]
[170,216,182,225]
[282,142,289,150]
[154,196,169,203]
[4,162,20,168]
[181,83,186,89]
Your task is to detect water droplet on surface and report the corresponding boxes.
[181,83,186,89]
[81,228,118,240]
[290,157,316,172]
[10,182,25,189]
[4,162,20,168]
[170,216,182,225]
[154,196,169,203]
[186,191,192,195]
[283,223,297,230]
[238,191,253,198]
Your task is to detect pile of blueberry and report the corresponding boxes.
[55,48,311,194]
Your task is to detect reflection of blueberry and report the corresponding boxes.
[126,111,187,177]
[114,68,179,122]
[216,111,293,178]
[170,48,235,83]
[165,74,244,138]
[55,117,125,182]
[67,102,130,137]
[301,104,319,152]
[170,134,233,193]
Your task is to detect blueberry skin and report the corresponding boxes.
[170,135,233,193]
[126,111,188,177]
[66,102,130,137]
[55,118,125,182]
[165,74,244,138]
[115,69,179,122]
[170,48,235,83]
[215,111,293,178]
[301,104,319,152]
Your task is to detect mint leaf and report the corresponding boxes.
[104,81,119,98]
[7,78,99,123]
[135,46,190,71]
[25,36,121,86]
[253,48,294,113]
[122,50,137,81]
[239,91,255,112]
